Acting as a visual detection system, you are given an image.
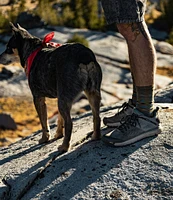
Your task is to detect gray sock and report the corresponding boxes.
[136,85,154,117]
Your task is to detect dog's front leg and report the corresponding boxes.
[33,96,50,143]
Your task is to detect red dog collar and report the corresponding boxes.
[26,32,61,77]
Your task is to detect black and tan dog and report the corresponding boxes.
[0,23,102,152]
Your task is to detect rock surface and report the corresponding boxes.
[0,113,17,130]
[155,83,173,103]
[0,103,173,200]
[0,26,173,199]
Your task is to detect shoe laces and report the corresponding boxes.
[118,113,140,132]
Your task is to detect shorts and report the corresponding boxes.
[101,0,147,24]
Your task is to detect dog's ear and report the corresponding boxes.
[17,24,27,32]
[9,22,18,33]
[17,23,33,38]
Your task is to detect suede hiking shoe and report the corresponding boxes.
[103,99,134,127]
[102,107,162,147]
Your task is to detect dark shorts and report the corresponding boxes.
[101,0,147,24]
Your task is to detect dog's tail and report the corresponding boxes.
[76,46,102,97]
[78,60,102,95]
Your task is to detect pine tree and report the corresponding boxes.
[35,0,58,25]
[82,0,99,29]
[73,0,86,28]
[61,4,74,27]
[18,0,26,13]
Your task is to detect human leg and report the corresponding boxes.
[117,21,156,116]
[103,21,155,126]
[102,0,146,127]
[102,22,162,146]
[101,0,162,145]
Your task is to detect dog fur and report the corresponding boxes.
[0,23,102,152]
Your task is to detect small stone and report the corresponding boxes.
[0,113,17,130]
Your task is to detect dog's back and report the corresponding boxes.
[29,43,102,102]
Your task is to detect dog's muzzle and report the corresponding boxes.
[0,52,13,65]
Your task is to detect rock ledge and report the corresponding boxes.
[0,103,173,200]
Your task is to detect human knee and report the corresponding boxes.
[117,22,147,42]
[117,23,133,40]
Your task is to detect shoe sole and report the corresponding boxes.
[102,126,162,147]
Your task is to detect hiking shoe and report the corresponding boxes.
[102,107,162,147]
[103,99,134,127]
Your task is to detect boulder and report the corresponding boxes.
[155,41,173,55]
[0,113,17,130]
[0,104,173,199]
[155,84,173,103]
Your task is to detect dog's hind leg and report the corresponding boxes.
[54,109,64,139]
[33,96,50,144]
[85,90,101,140]
[57,100,72,152]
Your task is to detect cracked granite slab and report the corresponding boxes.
[0,103,173,200]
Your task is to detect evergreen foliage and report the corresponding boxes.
[67,33,89,47]
[0,0,105,32]
[61,5,74,27]
[35,0,58,25]
[62,0,105,30]
[1,0,172,45]
[72,0,86,28]
[0,5,18,33]
[82,0,99,29]
[18,0,26,13]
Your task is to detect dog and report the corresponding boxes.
[0,23,102,152]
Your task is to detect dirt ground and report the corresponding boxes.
[0,96,58,146]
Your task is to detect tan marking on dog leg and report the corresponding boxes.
[58,115,72,152]
[85,91,101,140]
[54,112,64,139]
[33,97,50,143]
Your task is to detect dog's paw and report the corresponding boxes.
[58,144,69,152]
[54,132,63,140]
[39,135,50,144]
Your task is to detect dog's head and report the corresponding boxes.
[0,23,41,66]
